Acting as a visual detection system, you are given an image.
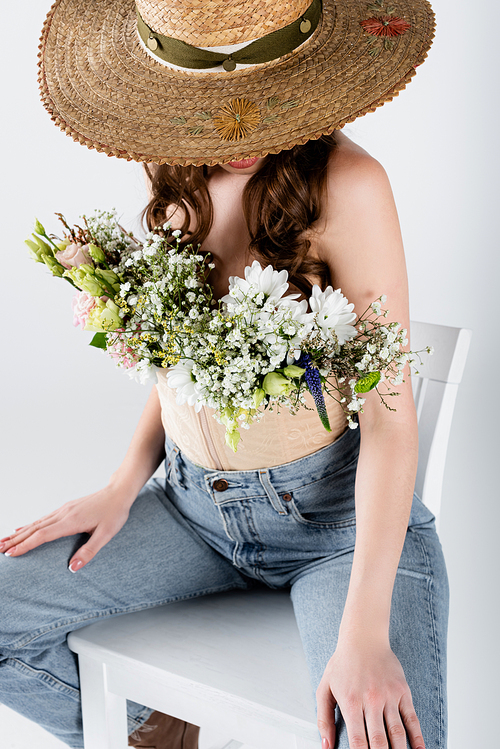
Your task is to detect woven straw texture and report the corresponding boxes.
[136,0,311,45]
[38,0,435,166]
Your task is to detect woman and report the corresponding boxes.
[0,1,447,748]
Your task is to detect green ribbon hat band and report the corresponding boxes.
[136,0,322,70]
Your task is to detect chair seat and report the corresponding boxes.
[68,588,319,749]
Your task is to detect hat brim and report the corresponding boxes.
[38,0,435,166]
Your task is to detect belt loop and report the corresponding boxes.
[258,470,287,515]
[166,446,183,488]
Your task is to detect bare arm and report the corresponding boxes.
[314,138,423,749]
[108,385,166,501]
[0,387,166,570]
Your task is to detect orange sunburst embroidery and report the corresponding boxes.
[360,16,411,37]
[213,99,261,142]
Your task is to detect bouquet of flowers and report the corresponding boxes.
[25,210,429,451]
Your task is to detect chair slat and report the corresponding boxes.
[410,322,471,519]
[410,322,471,384]
[414,381,460,517]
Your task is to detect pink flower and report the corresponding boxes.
[107,332,140,369]
[56,242,93,269]
[72,291,98,329]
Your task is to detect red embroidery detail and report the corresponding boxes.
[360,16,411,37]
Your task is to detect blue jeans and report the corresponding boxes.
[0,427,448,748]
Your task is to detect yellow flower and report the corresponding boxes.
[214,350,226,366]
[213,98,261,142]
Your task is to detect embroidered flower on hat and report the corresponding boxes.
[213,98,261,142]
[360,16,411,37]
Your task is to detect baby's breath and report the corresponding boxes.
[27,212,431,450]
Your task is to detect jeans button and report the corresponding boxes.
[213,479,229,492]
[283,493,292,502]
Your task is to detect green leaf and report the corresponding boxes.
[354,371,381,393]
[170,116,187,125]
[187,126,204,136]
[280,100,299,111]
[195,111,212,120]
[266,97,281,110]
[89,332,107,350]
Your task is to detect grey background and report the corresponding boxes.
[1,1,499,746]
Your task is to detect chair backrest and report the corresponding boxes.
[410,321,471,522]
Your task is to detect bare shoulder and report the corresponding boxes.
[322,131,396,228]
[313,132,407,311]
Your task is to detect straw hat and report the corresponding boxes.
[38,0,435,166]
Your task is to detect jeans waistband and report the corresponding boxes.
[164,422,360,494]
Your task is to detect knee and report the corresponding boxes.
[0,537,80,652]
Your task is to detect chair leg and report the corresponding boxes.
[78,655,129,749]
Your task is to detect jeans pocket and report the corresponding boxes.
[284,456,358,528]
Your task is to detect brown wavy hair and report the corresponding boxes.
[143,134,337,295]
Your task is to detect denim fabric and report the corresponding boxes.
[0,426,448,748]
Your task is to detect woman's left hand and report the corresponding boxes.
[316,639,425,749]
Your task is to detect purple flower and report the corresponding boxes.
[297,353,331,432]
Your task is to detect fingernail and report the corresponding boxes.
[5,546,16,556]
[68,560,83,573]
[322,739,329,749]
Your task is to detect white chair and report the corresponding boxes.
[409,321,471,526]
[68,321,471,749]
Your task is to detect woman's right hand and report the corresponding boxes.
[1,387,166,571]
[0,484,135,571]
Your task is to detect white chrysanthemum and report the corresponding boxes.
[222,261,299,305]
[309,285,357,345]
[166,359,204,412]
[288,298,315,326]
[126,361,158,385]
